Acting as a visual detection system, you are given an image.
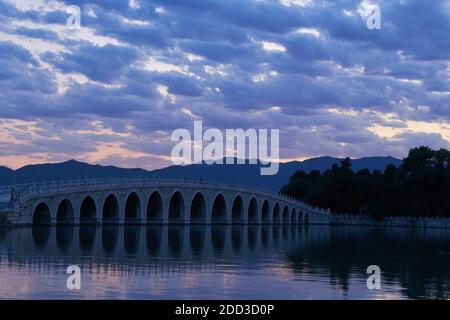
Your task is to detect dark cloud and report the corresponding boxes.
[156,73,204,97]
[0,41,57,120]
[43,43,140,82]
[13,27,59,41]
[0,41,38,65]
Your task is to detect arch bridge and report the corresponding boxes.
[2,178,331,225]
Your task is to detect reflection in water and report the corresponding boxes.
[282,225,289,241]
[32,226,50,248]
[247,226,257,250]
[56,225,73,252]
[290,225,297,238]
[79,226,96,253]
[124,226,140,255]
[231,226,242,253]
[102,226,118,254]
[211,225,226,254]
[146,226,161,255]
[189,226,205,256]
[168,226,184,255]
[261,226,269,249]
[1,224,449,299]
[272,224,280,244]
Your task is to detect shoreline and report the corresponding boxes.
[1,217,450,229]
[331,215,450,229]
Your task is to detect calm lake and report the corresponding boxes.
[0,224,449,299]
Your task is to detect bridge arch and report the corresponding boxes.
[291,208,297,224]
[231,195,244,223]
[147,191,163,221]
[102,194,119,224]
[21,179,330,226]
[33,202,51,225]
[211,193,227,223]
[248,197,258,223]
[80,196,97,224]
[190,192,206,222]
[261,200,270,223]
[298,210,303,223]
[282,206,289,224]
[168,191,185,223]
[273,203,280,223]
[124,192,141,223]
[304,213,309,224]
[56,199,74,224]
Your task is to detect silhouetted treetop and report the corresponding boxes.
[280,146,450,218]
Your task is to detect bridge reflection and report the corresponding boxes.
[22,224,313,263]
[3,225,450,299]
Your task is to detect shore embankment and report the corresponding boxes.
[331,214,450,229]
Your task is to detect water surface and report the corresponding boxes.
[0,225,449,299]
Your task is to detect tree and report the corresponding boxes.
[280,147,450,218]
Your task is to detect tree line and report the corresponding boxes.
[280,146,450,218]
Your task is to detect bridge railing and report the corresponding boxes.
[2,177,331,215]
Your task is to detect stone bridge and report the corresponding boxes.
[1,178,331,225]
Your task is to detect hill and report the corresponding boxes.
[0,156,402,192]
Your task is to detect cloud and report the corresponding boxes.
[0,0,448,169]
[13,26,59,41]
[43,43,140,82]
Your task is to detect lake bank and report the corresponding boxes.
[331,215,450,229]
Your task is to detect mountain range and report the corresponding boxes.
[0,156,402,192]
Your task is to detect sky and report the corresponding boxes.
[0,0,449,170]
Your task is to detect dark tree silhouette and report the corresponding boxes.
[280,147,450,218]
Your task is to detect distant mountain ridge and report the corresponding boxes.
[0,156,402,192]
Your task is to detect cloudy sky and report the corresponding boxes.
[0,0,449,170]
